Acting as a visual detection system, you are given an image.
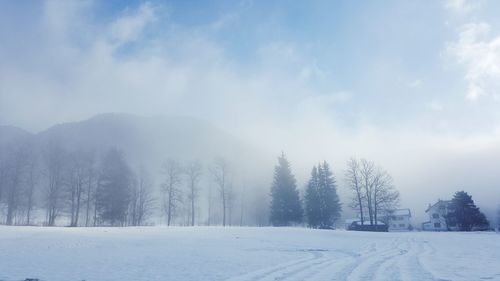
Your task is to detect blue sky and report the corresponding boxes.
[1,0,499,134]
[1,1,500,216]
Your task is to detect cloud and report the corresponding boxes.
[426,101,444,111]
[448,22,500,101]
[445,0,479,15]
[108,2,157,45]
[409,79,422,88]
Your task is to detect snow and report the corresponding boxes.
[1,226,499,281]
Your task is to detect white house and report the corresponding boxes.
[386,209,412,231]
[422,200,458,231]
[345,209,411,231]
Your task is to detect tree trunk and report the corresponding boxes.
[191,187,195,227]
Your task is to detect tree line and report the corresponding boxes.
[0,137,401,228]
[0,140,155,227]
[3,139,450,230]
[268,154,400,229]
[0,139,264,227]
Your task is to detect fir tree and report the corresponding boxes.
[448,191,489,231]
[317,162,341,229]
[270,153,303,226]
[305,166,322,228]
[305,162,342,229]
[96,149,133,226]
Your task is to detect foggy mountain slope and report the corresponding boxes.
[0,125,32,146]
[35,113,271,177]
[30,113,273,225]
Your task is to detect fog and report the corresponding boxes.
[1,1,500,225]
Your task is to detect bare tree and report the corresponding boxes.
[67,150,89,227]
[24,143,38,225]
[4,142,29,225]
[239,183,246,226]
[210,158,231,226]
[345,158,365,225]
[207,182,213,226]
[185,160,202,226]
[496,205,500,231]
[161,159,183,226]
[346,158,399,227]
[0,144,6,207]
[129,168,155,226]
[360,159,376,225]
[83,152,97,227]
[372,167,399,228]
[43,142,67,226]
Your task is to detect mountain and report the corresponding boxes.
[1,113,272,226]
[0,125,32,146]
[30,113,271,179]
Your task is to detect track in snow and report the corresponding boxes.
[226,237,438,281]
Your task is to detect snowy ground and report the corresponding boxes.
[0,226,499,281]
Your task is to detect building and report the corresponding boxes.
[386,209,412,231]
[422,200,458,231]
[345,208,412,231]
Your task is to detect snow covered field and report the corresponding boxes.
[1,226,499,281]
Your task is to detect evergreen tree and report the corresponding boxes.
[270,153,303,226]
[305,166,322,228]
[497,205,500,231]
[317,161,342,229]
[96,149,132,226]
[448,191,489,231]
[305,162,342,229]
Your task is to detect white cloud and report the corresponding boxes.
[108,2,156,45]
[445,0,479,15]
[426,101,444,111]
[409,79,422,88]
[448,22,500,101]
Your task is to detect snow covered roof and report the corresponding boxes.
[389,209,411,217]
[425,200,451,213]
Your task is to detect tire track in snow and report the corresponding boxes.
[396,238,437,281]
[225,249,357,281]
[344,238,406,281]
[226,236,442,281]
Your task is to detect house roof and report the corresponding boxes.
[425,200,451,213]
[390,209,411,217]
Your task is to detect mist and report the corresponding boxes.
[1,0,500,226]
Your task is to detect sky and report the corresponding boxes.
[1,0,500,222]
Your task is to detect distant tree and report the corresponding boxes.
[0,145,5,205]
[359,159,376,225]
[83,151,97,227]
[305,166,322,228]
[239,183,246,226]
[185,160,202,226]
[24,143,38,225]
[96,149,132,226]
[345,158,365,225]
[372,167,399,228]
[305,162,342,229]
[43,141,67,226]
[3,142,30,225]
[210,158,231,226]
[67,150,89,227]
[345,158,399,227]
[497,205,500,231]
[129,168,155,226]
[161,159,183,226]
[317,162,341,228]
[448,191,489,231]
[269,153,303,226]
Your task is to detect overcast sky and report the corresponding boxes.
[1,0,500,222]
